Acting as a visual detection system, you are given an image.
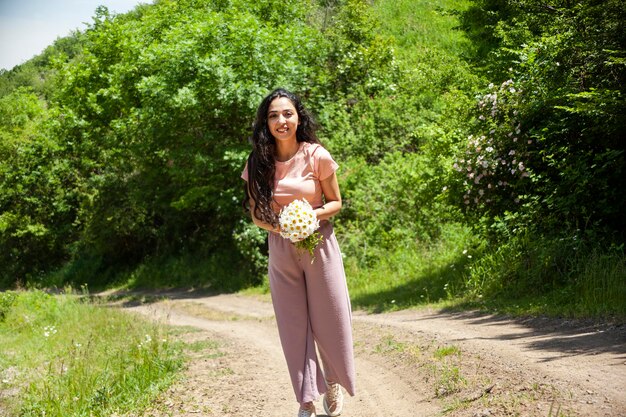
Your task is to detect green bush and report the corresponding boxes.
[458,0,626,237]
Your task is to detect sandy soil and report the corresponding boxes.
[116,291,626,417]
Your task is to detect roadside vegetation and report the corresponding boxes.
[0,289,185,416]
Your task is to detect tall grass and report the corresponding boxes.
[0,289,183,416]
[346,222,480,312]
[342,218,626,318]
[575,249,626,317]
[373,0,474,59]
[465,234,626,318]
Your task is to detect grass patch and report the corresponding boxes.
[464,234,626,319]
[238,277,271,296]
[186,339,222,353]
[373,0,474,59]
[431,345,466,398]
[375,333,411,355]
[434,362,465,397]
[0,289,184,417]
[343,219,625,320]
[346,222,480,312]
[434,345,461,359]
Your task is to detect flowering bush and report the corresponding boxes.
[454,79,532,213]
[279,199,323,262]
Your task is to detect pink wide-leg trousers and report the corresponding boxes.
[268,220,356,404]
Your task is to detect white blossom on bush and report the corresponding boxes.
[454,79,532,209]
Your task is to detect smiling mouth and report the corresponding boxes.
[276,127,289,133]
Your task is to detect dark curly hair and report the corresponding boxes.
[244,88,321,227]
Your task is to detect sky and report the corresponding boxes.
[0,0,146,71]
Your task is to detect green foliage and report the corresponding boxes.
[1,0,403,288]
[320,0,399,96]
[339,152,457,261]
[0,31,85,99]
[232,220,269,278]
[452,79,532,214]
[347,222,480,312]
[459,0,626,236]
[0,290,183,416]
[445,0,626,318]
[0,88,79,287]
[464,231,626,317]
[323,0,480,272]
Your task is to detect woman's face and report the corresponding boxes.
[267,96,299,143]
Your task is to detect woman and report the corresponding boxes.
[241,88,356,417]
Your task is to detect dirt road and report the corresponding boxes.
[119,291,626,417]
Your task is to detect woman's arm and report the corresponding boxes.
[315,172,342,221]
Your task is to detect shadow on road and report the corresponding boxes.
[93,287,222,308]
[408,309,626,360]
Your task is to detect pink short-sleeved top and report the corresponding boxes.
[241,142,339,211]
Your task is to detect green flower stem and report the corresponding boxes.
[295,231,324,264]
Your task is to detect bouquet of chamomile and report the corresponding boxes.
[279,199,323,263]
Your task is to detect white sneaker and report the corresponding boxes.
[323,383,344,416]
[298,402,316,417]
